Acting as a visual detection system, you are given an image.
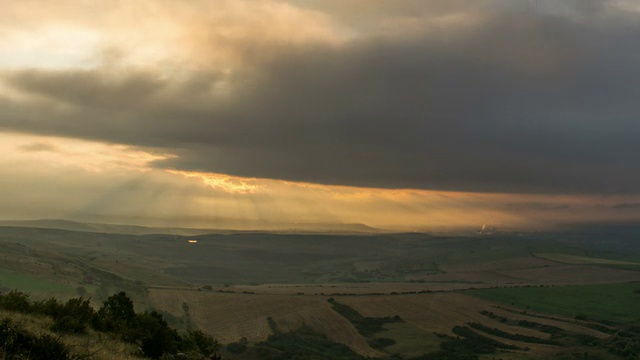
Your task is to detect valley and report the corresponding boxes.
[1,223,639,359]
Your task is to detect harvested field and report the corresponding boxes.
[337,292,612,357]
[230,282,498,295]
[149,287,620,358]
[148,289,382,357]
[340,293,538,335]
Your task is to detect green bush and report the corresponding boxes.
[94,291,136,333]
[227,337,248,354]
[130,311,179,359]
[0,317,69,360]
[51,297,95,334]
[0,290,31,313]
[188,329,220,356]
[33,297,63,317]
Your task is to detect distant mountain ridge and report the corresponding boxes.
[0,219,381,236]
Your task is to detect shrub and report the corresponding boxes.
[33,297,63,317]
[0,317,70,360]
[0,290,31,313]
[188,329,220,357]
[94,291,136,333]
[227,342,246,354]
[133,311,180,358]
[51,297,95,334]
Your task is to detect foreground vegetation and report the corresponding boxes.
[0,290,219,359]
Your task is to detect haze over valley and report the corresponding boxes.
[1,1,640,359]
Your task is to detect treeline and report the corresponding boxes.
[327,297,401,350]
[479,309,640,359]
[221,317,366,359]
[327,297,402,336]
[409,325,529,360]
[467,322,561,345]
[0,290,219,359]
[255,325,365,360]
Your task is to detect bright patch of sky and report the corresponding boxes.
[0,25,101,69]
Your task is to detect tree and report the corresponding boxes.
[94,291,135,333]
[189,329,220,357]
[136,311,179,359]
[51,297,94,334]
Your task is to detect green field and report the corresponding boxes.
[535,253,640,266]
[381,322,441,358]
[0,268,72,294]
[468,282,640,324]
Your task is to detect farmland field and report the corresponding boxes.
[535,252,640,266]
[380,322,442,358]
[1,223,640,359]
[468,282,640,324]
[0,268,72,293]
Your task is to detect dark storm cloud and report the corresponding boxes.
[612,203,640,210]
[2,2,640,194]
[504,202,572,211]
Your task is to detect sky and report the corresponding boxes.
[1,0,639,231]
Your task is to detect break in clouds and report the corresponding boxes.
[1,0,639,194]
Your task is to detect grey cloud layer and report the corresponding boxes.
[2,2,640,193]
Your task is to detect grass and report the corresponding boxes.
[0,268,72,293]
[535,253,640,266]
[0,309,140,360]
[381,322,441,357]
[468,282,640,324]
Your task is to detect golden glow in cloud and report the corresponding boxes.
[0,132,639,231]
[1,1,639,231]
[0,0,351,74]
[2,132,171,173]
[0,25,101,69]
[158,168,640,231]
[168,170,262,194]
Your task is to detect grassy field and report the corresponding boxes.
[2,226,640,291]
[0,268,72,293]
[380,322,441,358]
[468,282,640,324]
[147,288,384,357]
[535,253,640,266]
